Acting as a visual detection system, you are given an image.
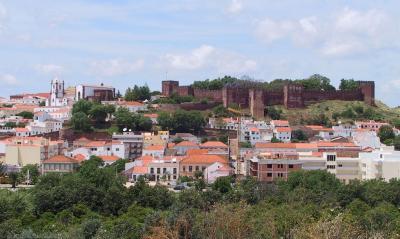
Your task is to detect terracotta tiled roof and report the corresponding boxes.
[15,128,29,132]
[85,141,109,147]
[187,149,209,156]
[99,155,120,161]
[271,120,289,127]
[316,142,358,148]
[74,154,87,162]
[119,101,143,106]
[175,141,198,147]
[144,145,165,151]
[44,155,78,164]
[275,127,292,133]
[255,142,318,149]
[200,141,228,148]
[181,154,227,165]
[143,113,158,118]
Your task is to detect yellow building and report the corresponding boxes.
[4,137,64,167]
[143,131,169,148]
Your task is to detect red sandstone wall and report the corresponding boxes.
[193,88,223,102]
[178,86,194,96]
[302,89,363,103]
[264,90,284,105]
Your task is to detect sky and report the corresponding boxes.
[0,0,399,106]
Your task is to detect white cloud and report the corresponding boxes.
[34,64,64,75]
[0,74,18,86]
[89,58,144,77]
[255,7,399,57]
[164,45,215,70]
[334,8,388,36]
[227,0,243,14]
[255,17,319,45]
[163,45,257,74]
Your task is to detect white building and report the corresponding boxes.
[360,147,400,181]
[47,78,72,107]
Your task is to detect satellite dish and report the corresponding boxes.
[123,128,127,132]
[129,129,132,132]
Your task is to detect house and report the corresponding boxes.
[271,120,290,128]
[273,127,292,142]
[200,141,229,157]
[4,137,65,167]
[148,156,182,181]
[143,132,168,148]
[41,155,79,174]
[249,153,302,182]
[142,145,165,158]
[112,132,143,159]
[173,141,200,156]
[124,155,153,181]
[115,101,147,112]
[204,162,234,183]
[359,147,400,181]
[180,154,228,178]
[99,155,120,165]
[355,120,389,133]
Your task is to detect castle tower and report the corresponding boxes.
[249,89,265,119]
[357,81,375,106]
[161,81,179,97]
[284,83,304,108]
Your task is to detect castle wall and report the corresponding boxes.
[178,86,194,96]
[223,87,249,108]
[302,89,363,103]
[193,89,223,102]
[264,90,284,106]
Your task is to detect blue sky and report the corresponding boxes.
[0,0,399,106]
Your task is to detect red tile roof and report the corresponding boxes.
[200,141,228,148]
[175,141,198,147]
[99,155,120,162]
[44,155,78,164]
[144,145,165,151]
[181,154,227,165]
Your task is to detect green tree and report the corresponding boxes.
[125,85,151,101]
[291,129,308,142]
[16,111,33,119]
[378,125,395,143]
[88,104,109,127]
[72,100,93,115]
[157,112,172,130]
[212,176,232,194]
[71,112,91,132]
[114,107,134,131]
[339,79,359,91]
[20,164,40,184]
[266,106,282,120]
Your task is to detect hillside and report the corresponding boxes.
[272,100,400,126]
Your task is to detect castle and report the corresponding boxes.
[162,80,375,118]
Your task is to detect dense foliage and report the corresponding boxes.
[16,111,34,119]
[192,76,239,90]
[3,168,400,238]
[125,85,151,101]
[157,109,206,133]
[114,107,152,132]
[339,79,359,91]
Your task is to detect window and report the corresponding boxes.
[267,173,272,177]
[157,168,160,174]
[173,168,177,174]
[182,166,186,172]
[278,164,283,168]
[116,148,120,151]
[327,155,336,162]
[195,166,199,171]
[163,168,166,174]
[267,164,272,168]
[202,166,206,171]
[289,164,293,169]
[150,168,154,174]
[189,166,193,172]
[327,165,336,169]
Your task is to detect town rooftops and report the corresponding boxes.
[175,141,198,147]
[255,142,318,149]
[271,120,290,127]
[43,155,78,164]
[118,101,143,106]
[200,141,228,148]
[275,127,292,133]
[181,154,227,165]
[99,155,120,162]
[144,145,165,151]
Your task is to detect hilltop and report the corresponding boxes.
[272,100,400,126]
